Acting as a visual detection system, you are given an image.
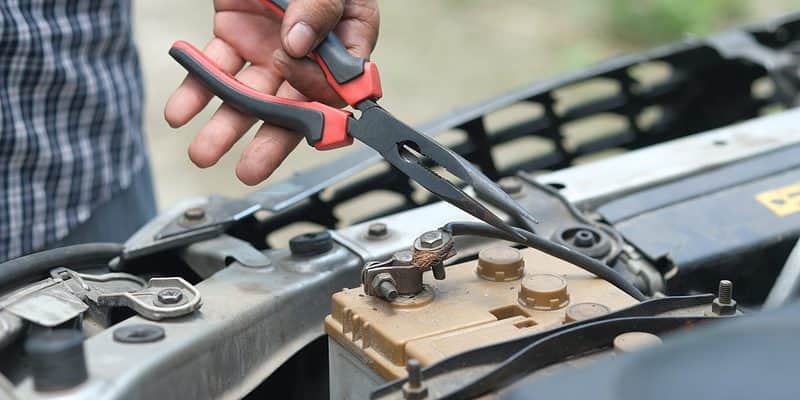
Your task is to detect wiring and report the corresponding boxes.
[440,222,647,301]
[0,243,123,290]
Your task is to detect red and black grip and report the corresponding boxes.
[169,41,352,150]
[257,0,382,106]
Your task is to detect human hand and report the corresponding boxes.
[164,0,379,185]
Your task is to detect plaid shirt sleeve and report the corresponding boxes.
[0,0,146,261]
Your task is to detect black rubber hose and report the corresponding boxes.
[0,243,124,290]
[442,222,647,301]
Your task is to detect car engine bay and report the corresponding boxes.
[1,11,800,400]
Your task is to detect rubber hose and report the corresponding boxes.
[0,243,124,290]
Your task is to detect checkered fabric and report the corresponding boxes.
[0,0,145,261]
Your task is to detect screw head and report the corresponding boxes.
[183,207,206,221]
[156,288,184,305]
[367,222,389,239]
[419,231,444,249]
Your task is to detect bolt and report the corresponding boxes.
[156,288,184,305]
[718,280,732,304]
[402,359,428,399]
[709,280,737,316]
[367,222,389,239]
[372,273,398,301]
[394,250,414,265]
[419,230,444,249]
[183,207,205,221]
[498,177,523,195]
[378,281,399,301]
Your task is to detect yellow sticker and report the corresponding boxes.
[756,181,800,217]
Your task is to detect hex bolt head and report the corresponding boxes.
[402,359,428,399]
[183,207,206,221]
[708,280,737,316]
[394,250,414,265]
[156,288,184,305]
[419,231,444,249]
[367,222,389,239]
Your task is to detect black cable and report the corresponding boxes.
[441,222,647,301]
[0,243,124,290]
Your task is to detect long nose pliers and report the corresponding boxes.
[169,0,538,240]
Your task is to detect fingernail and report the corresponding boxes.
[286,22,315,57]
[272,50,291,78]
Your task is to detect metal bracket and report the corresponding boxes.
[180,234,271,278]
[95,277,202,321]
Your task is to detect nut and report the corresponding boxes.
[371,273,398,301]
[710,297,737,316]
[419,231,444,249]
[707,280,737,316]
[156,288,184,305]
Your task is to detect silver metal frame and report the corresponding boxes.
[13,109,800,399]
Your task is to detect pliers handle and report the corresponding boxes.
[170,41,352,150]
[169,0,382,150]
[257,0,383,106]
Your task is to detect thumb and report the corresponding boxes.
[281,0,344,58]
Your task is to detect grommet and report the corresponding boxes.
[518,274,569,310]
[25,329,88,392]
[289,231,333,256]
[113,324,166,344]
[477,246,524,282]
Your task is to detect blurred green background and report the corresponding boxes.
[134,0,797,209]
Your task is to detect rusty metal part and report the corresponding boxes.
[362,256,426,299]
[363,231,457,300]
[412,230,455,280]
